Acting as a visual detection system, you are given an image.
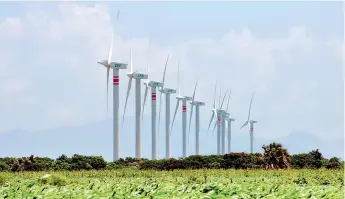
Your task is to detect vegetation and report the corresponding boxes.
[0,169,343,198]
[0,142,343,172]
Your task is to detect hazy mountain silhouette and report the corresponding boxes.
[0,118,343,161]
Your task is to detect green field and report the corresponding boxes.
[0,169,343,198]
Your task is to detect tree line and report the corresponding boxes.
[0,142,342,172]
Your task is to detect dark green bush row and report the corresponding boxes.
[0,145,342,172]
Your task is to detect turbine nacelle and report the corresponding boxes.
[228,118,235,122]
[161,88,176,94]
[249,120,258,124]
[176,96,192,100]
[147,81,163,87]
[191,101,205,106]
[132,72,148,79]
[110,62,128,70]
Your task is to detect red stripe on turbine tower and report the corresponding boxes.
[113,76,119,85]
[182,105,187,112]
[152,93,156,100]
[250,127,253,132]
[218,116,222,123]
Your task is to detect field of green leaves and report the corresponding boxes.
[0,169,343,198]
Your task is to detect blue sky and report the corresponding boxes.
[0,1,343,159]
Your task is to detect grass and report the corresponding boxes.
[0,168,343,198]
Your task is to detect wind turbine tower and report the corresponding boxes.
[122,45,148,159]
[157,53,176,159]
[171,61,192,158]
[223,92,235,153]
[97,33,128,161]
[240,92,257,154]
[141,36,164,160]
[190,100,205,155]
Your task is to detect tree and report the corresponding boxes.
[326,157,341,170]
[262,142,291,169]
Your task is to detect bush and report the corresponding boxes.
[40,174,67,186]
[326,157,341,170]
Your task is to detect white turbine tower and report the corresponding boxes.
[141,36,164,160]
[220,90,229,155]
[189,99,205,155]
[122,44,148,159]
[96,20,128,161]
[187,79,206,155]
[157,53,176,159]
[209,88,228,154]
[223,92,235,153]
[170,61,192,158]
[240,92,257,154]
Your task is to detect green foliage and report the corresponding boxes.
[0,142,338,172]
[40,174,68,186]
[291,149,324,169]
[326,157,342,170]
[0,169,343,198]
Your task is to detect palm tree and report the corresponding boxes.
[262,142,291,169]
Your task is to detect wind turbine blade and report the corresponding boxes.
[218,85,222,108]
[108,34,113,64]
[146,34,152,75]
[188,79,199,133]
[207,111,215,131]
[247,92,254,121]
[220,89,228,109]
[171,99,180,134]
[213,80,217,108]
[177,60,180,96]
[212,119,217,132]
[157,92,164,137]
[161,52,170,87]
[226,90,232,112]
[141,85,149,121]
[240,121,248,129]
[188,104,193,144]
[116,10,120,20]
[122,78,133,128]
[130,45,133,73]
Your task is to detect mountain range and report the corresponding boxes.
[0,118,343,161]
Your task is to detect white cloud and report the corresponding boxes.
[0,3,341,140]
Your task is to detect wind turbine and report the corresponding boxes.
[223,91,235,154]
[240,92,257,154]
[170,60,192,158]
[96,34,128,161]
[141,36,164,160]
[189,99,205,155]
[157,52,176,159]
[122,44,148,159]
[220,90,229,155]
[209,88,228,154]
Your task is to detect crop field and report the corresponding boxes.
[0,169,343,198]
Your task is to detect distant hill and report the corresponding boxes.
[0,118,343,161]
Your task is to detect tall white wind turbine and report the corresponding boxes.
[170,60,192,158]
[209,89,228,154]
[157,53,176,159]
[224,91,235,153]
[141,36,164,160]
[96,28,128,161]
[240,92,257,154]
[122,44,148,159]
[189,99,205,155]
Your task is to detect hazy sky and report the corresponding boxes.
[0,2,343,143]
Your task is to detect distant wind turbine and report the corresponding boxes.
[122,44,148,159]
[240,92,257,154]
[170,60,192,158]
[157,53,176,159]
